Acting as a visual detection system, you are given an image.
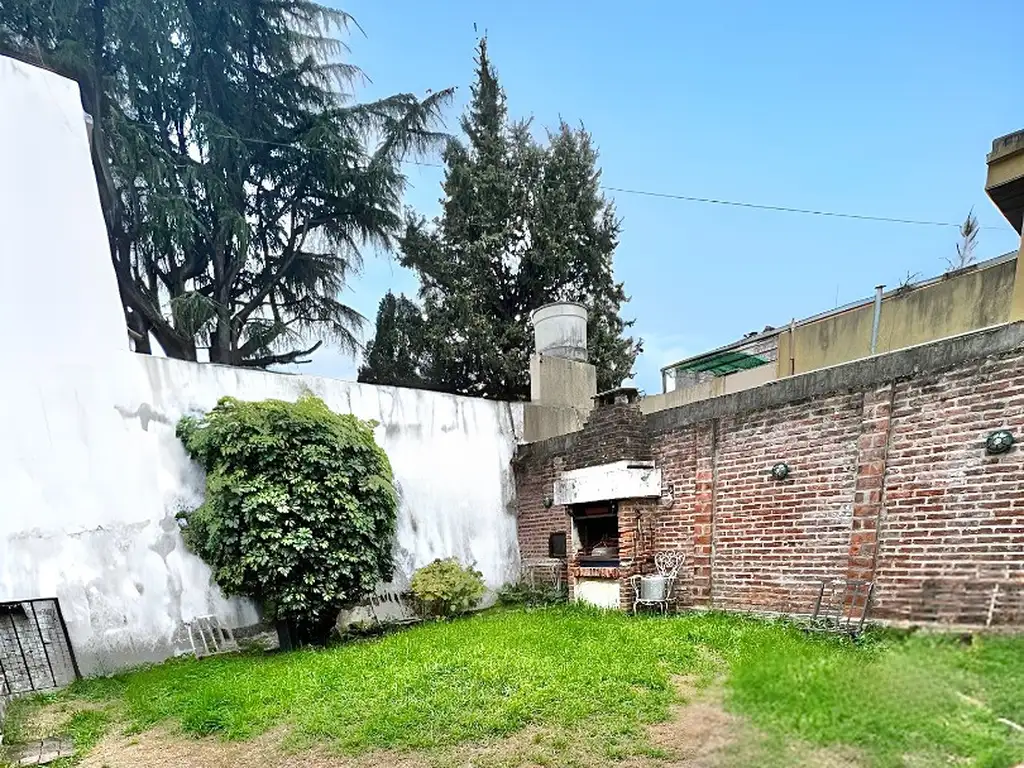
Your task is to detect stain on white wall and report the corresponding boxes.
[1,356,523,674]
[0,55,523,675]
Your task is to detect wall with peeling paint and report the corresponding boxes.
[0,55,523,675]
[0,355,523,674]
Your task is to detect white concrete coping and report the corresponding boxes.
[553,460,662,506]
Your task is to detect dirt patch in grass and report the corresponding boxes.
[78,725,628,768]
[3,698,106,744]
[630,675,735,767]
[629,676,867,768]
[78,726,430,768]
[71,677,867,768]
[78,725,618,768]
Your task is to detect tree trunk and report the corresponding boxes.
[210,240,233,364]
[126,308,151,354]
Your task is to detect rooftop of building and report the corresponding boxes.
[660,249,1018,377]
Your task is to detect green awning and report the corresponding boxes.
[671,350,768,376]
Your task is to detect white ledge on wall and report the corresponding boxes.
[553,460,662,506]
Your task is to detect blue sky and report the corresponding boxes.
[304,0,1023,393]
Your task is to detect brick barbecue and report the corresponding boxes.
[515,325,1024,626]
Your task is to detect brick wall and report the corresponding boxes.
[710,392,862,612]
[515,325,1024,626]
[872,355,1024,624]
[515,437,572,583]
[566,403,650,470]
[648,429,699,608]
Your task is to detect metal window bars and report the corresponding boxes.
[0,598,80,696]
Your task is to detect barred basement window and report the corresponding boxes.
[0,598,80,696]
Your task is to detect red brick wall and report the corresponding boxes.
[515,334,1024,626]
[566,402,651,470]
[649,429,698,608]
[873,354,1024,625]
[515,440,571,582]
[709,392,862,613]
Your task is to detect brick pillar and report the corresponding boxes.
[846,385,894,583]
[618,500,659,611]
[691,422,716,605]
[618,502,637,611]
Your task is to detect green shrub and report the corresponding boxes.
[497,579,568,607]
[409,558,486,618]
[176,394,397,640]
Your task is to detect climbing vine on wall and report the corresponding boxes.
[176,394,397,639]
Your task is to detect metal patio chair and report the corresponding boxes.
[630,551,685,614]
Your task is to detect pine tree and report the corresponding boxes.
[361,38,639,399]
[357,292,426,389]
[534,123,640,392]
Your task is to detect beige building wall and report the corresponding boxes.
[529,354,597,409]
[641,364,775,415]
[522,403,589,443]
[874,260,1014,354]
[1015,239,1024,322]
[523,353,596,442]
[775,257,1016,376]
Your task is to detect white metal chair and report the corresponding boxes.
[629,551,685,614]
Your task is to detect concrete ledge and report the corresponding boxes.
[553,460,661,505]
[515,430,579,463]
[522,403,589,443]
[647,322,1024,435]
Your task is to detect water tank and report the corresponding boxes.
[531,302,588,362]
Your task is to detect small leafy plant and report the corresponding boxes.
[409,558,486,618]
[497,579,568,607]
[176,394,397,641]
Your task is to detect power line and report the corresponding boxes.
[209,133,1005,230]
[403,159,1000,230]
[599,185,999,229]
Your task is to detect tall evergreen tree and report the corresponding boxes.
[358,292,426,389]
[361,38,639,399]
[0,1,450,366]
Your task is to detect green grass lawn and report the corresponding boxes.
[5,606,1024,767]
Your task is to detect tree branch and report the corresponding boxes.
[231,212,330,330]
[238,339,323,368]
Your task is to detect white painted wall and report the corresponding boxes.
[0,55,524,675]
[0,56,126,363]
[0,354,523,673]
[574,579,621,609]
